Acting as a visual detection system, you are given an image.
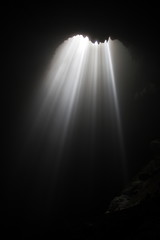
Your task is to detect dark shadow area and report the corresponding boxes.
[3,3,160,239]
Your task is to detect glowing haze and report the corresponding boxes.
[28,35,137,187]
[33,35,121,140]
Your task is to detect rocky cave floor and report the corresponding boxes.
[5,139,160,239]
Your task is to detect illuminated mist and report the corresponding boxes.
[32,35,124,143]
[26,35,138,211]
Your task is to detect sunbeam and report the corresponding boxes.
[33,35,122,141]
[29,35,130,176]
[26,34,138,209]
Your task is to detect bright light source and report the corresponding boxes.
[29,34,134,181]
[33,35,120,143]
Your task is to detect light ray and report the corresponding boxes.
[29,35,132,185]
[106,39,128,182]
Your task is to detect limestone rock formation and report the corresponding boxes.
[106,139,160,213]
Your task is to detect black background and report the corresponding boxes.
[3,2,160,237]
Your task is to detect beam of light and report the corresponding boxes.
[28,35,132,190]
[105,39,128,182]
